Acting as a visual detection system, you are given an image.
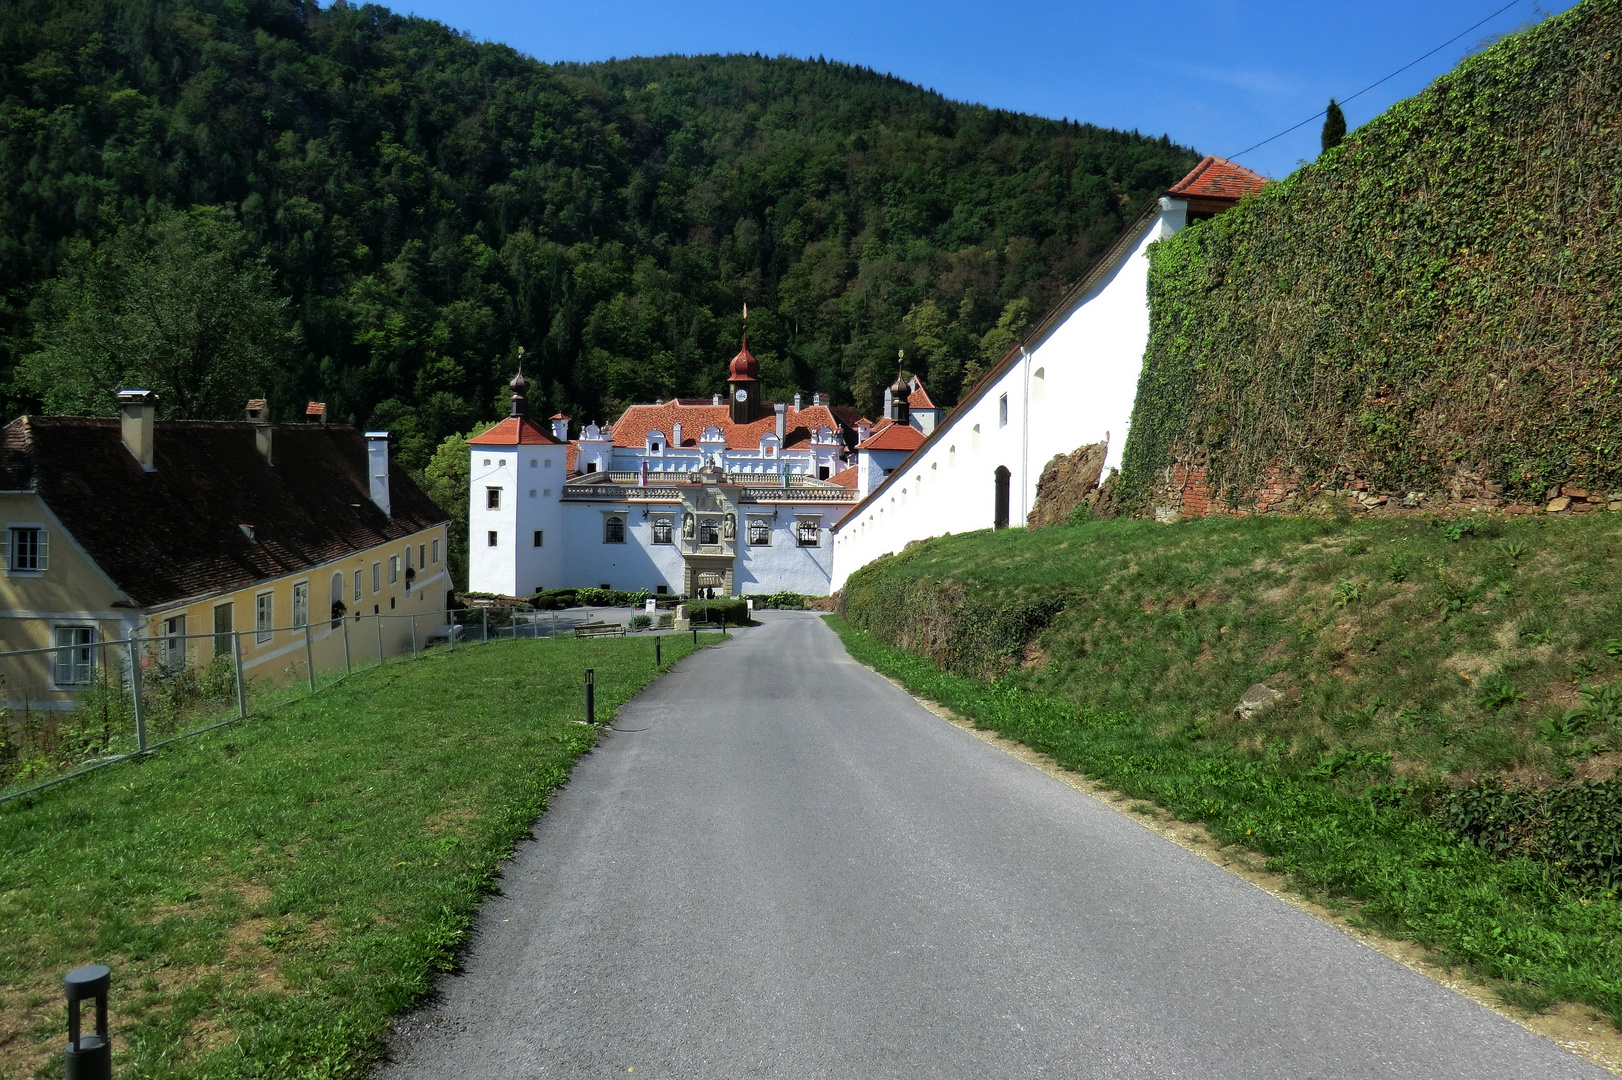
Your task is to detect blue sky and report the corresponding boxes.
[374,0,1574,179]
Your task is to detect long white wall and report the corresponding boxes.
[830,198,1189,590]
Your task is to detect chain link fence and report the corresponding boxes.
[0,606,566,802]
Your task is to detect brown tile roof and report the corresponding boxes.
[606,401,854,451]
[1165,156,1268,202]
[829,465,859,489]
[468,416,563,446]
[0,416,448,608]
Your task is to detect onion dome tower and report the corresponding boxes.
[888,353,910,424]
[728,309,760,424]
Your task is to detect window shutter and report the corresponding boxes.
[1,529,8,569]
[38,529,47,570]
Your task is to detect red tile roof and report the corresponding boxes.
[907,379,935,410]
[829,465,859,489]
[606,402,852,451]
[1165,156,1268,202]
[857,419,926,451]
[468,416,564,446]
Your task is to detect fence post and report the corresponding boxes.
[375,614,384,664]
[410,617,418,659]
[482,608,489,644]
[232,631,246,721]
[128,633,146,754]
[342,616,352,675]
[303,622,316,694]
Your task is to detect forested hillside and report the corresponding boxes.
[0,0,1198,469]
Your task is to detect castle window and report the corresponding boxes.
[486,487,501,510]
[652,518,673,545]
[700,518,720,545]
[256,592,274,644]
[651,443,661,453]
[533,530,544,547]
[487,531,498,547]
[292,581,309,628]
[748,519,771,546]
[604,516,626,544]
[999,394,1008,427]
[796,519,821,547]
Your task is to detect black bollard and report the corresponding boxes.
[63,964,111,1080]
[655,634,661,667]
[692,624,697,646]
[584,668,595,724]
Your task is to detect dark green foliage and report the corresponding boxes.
[686,597,750,624]
[20,210,295,418]
[1121,0,1622,510]
[1320,99,1346,152]
[754,590,808,609]
[1445,778,1622,893]
[0,0,1198,458]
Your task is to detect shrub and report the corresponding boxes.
[630,614,652,630]
[687,598,750,624]
[754,591,806,610]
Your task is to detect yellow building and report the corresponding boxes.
[0,392,450,709]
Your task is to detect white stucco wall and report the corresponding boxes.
[468,444,567,596]
[830,198,1188,591]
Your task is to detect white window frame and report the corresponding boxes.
[372,562,381,593]
[354,568,363,602]
[5,524,48,574]
[432,539,440,564]
[999,393,1009,428]
[256,591,274,644]
[159,613,186,670]
[52,624,96,687]
[747,518,772,547]
[213,602,234,661]
[389,555,399,584]
[795,518,821,548]
[291,580,309,628]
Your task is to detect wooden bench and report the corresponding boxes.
[573,622,626,638]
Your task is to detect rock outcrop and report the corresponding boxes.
[1027,441,1106,529]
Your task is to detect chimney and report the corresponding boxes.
[774,402,786,442]
[712,393,721,406]
[815,392,830,408]
[246,398,272,464]
[793,392,802,411]
[117,389,158,471]
[305,401,327,424]
[550,413,569,442]
[857,419,872,444]
[366,431,391,518]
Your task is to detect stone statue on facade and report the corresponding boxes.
[723,513,736,541]
[682,512,694,540]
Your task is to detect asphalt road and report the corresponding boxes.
[378,611,1604,1079]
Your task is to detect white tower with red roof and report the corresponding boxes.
[467,368,569,597]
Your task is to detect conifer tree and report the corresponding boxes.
[1321,99,1347,153]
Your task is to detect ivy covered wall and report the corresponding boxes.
[1120,0,1622,512]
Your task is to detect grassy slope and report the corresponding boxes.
[835,512,1622,1022]
[0,633,706,1079]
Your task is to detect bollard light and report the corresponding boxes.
[584,668,595,725]
[63,964,111,1080]
[655,634,661,667]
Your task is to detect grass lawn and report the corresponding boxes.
[0,632,708,1079]
[834,511,1622,1026]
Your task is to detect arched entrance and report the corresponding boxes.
[993,466,1011,530]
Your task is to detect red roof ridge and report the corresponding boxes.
[1166,155,1268,201]
[468,416,563,446]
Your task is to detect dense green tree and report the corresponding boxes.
[0,0,1201,438]
[1322,99,1347,153]
[19,210,295,419]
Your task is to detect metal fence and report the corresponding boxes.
[0,606,571,803]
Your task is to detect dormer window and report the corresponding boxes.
[651,443,661,453]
